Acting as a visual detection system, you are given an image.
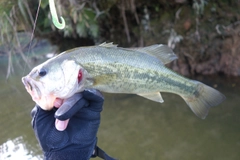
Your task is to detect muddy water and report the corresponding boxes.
[0,53,239,159]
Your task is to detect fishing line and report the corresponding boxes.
[22,0,65,76]
[22,0,41,76]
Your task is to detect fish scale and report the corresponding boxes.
[83,61,195,95]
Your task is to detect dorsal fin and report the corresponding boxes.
[99,42,118,48]
[134,44,178,64]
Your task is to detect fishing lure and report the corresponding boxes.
[49,0,65,29]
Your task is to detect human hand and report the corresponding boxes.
[54,89,104,131]
[31,89,104,160]
[53,93,83,131]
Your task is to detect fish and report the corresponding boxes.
[22,42,225,119]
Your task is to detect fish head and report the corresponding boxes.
[22,59,83,110]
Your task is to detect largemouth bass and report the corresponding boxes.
[22,42,225,119]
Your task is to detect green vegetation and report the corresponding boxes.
[0,0,34,78]
[0,0,240,77]
[0,0,104,78]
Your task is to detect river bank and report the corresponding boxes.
[1,0,240,77]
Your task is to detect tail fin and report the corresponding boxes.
[181,81,226,119]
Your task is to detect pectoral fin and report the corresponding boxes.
[137,92,164,103]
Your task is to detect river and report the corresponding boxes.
[0,43,239,160]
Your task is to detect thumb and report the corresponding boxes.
[55,119,69,131]
[54,98,63,108]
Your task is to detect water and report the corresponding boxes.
[99,83,240,160]
[0,47,239,160]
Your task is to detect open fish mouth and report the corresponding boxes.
[22,77,42,100]
[22,77,33,91]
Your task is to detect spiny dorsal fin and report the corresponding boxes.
[137,92,164,103]
[99,42,118,48]
[134,44,178,64]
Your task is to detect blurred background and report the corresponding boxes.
[0,0,239,159]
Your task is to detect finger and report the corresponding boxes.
[55,119,69,131]
[54,98,63,108]
[83,89,104,112]
[83,89,104,102]
[55,93,87,120]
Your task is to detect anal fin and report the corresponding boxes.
[137,92,164,103]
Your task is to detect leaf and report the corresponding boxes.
[83,8,95,22]
[63,25,73,37]
[89,23,99,38]
[76,22,87,37]
[40,0,49,9]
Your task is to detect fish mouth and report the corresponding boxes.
[22,77,42,100]
[22,77,33,91]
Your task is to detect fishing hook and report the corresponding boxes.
[49,0,65,29]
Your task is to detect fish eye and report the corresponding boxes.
[39,68,47,77]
